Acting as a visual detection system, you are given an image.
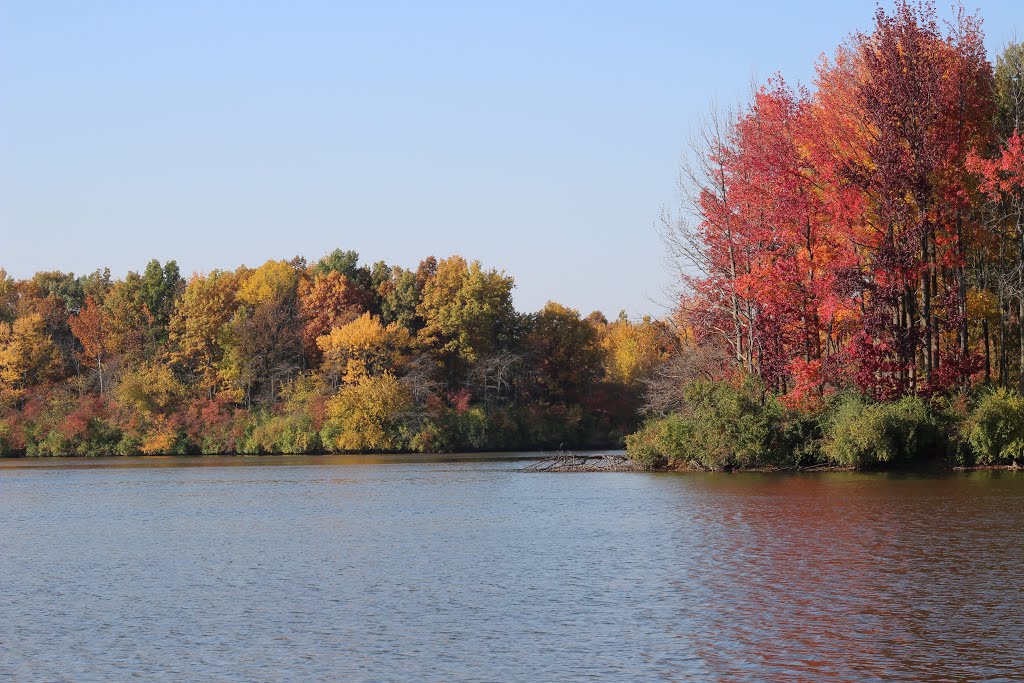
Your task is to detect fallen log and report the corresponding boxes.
[522,453,638,472]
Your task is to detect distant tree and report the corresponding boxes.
[0,314,61,406]
[418,255,517,364]
[525,302,604,402]
[317,312,413,385]
[320,373,410,452]
[168,271,238,398]
[140,259,183,337]
[68,296,110,393]
[298,271,371,360]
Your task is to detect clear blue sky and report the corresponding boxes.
[1,1,1020,317]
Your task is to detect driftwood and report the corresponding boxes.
[522,452,638,472]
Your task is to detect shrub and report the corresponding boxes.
[823,394,942,467]
[965,389,1024,465]
[240,411,321,454]
[626,378,787,470]
[320,373,410,452]
[624,414,687,470]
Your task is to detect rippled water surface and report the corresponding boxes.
[1,454,1023,682]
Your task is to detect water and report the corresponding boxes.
[1,454,1023,682]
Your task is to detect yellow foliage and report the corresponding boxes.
[168,271,237,394]
[322,373,410,452]
[417,255,515,362]
[600,315,670,386]
[0,313,61,404]
[113,362,185,416]
[236,260,298,306]
[967,288,999,324]
[141,420,178,455]
[317,312,413,383]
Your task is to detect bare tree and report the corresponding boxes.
[660,102,754,372]
[642,322,731,416]
[468,350,525,406]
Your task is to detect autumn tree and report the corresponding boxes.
[316,312,413,385]
[69,296,111,393]
[168,271,238,398]
[320,373,411,452]
[525,302,604,402]
[600,312,672,388]
[298,270,371,360]
[0,314,62,405]
[418,256,517,365]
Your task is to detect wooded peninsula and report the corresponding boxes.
[628,2,1024,471]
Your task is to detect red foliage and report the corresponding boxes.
[686,1,993,400]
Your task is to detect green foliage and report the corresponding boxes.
[0,421,12,456]
[965,389,1024,466]
[418,256,517,363]
[313,249,368,289]
[140,259,182,334]
[624,414,684,470]
[626,379,786,470]
[823,394,943,468]
[240,411,322,455]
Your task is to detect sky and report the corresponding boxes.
[1,1,1021,318]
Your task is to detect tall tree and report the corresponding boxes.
[69,297,110,393]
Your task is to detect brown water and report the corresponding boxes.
[1,454,1022,682]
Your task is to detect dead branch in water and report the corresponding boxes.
[522,452,637,472]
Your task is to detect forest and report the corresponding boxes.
[0,251,672,456]
[627,2,1024,471]
[6,2,1024,469]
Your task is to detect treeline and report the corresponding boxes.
[629,2,1024,470]
[0,252,672,456]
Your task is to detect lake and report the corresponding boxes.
[1,454,1022,682]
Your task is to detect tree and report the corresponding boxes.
[525,302,604,402]
[103,273,156,362]
[140,259,183,337]
[69,296,110,393]
[378,266,423,331]
[0,314,61,405]
[0,269,15,324]
[968,131,1024,389]
[298,271,371,360]
[418,255,517,364]
[314,248,362,281]
[113,361,185,417]
[600,312,672,388]
[316,312,413,385]
[236,260,299,307]
[168,271,238,397]
[223,299,302,406]
[320,373,410,452]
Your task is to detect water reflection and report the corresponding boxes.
[0,461,1021,682]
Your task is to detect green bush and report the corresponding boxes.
[624,414,686,469]
[965,389,1024,465]
[626,378,787,470]
[823,394,942,467]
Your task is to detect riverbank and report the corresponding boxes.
[525,452,1024,473]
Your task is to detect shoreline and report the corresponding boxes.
[526,453,1024,474]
